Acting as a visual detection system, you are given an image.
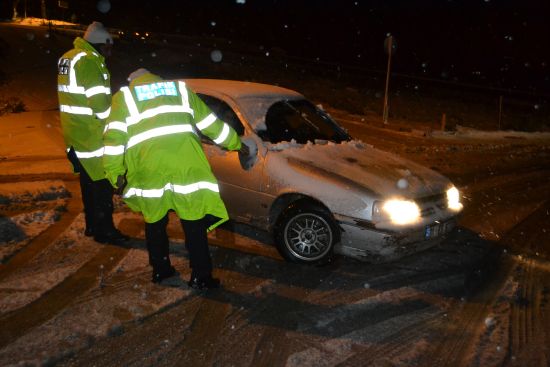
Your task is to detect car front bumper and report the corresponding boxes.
[334,216,458,262]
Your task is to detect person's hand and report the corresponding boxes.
[239,142,250,156]
[115,175,127,195]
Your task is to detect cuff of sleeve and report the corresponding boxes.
[106,172,123,188]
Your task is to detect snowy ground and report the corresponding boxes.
[1,20,550,366]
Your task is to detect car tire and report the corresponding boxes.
[275,202,339,264]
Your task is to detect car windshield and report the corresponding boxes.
[260,99,351,144]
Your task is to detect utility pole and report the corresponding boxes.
[498,95,503,130]
[41,0,47,19]
[383,34,396,124]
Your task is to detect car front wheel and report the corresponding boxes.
[275,203,338,264]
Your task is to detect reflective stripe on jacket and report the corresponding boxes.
[103,72,241,228]
[57,37,111,181]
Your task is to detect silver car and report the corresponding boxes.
[185,79,463,264]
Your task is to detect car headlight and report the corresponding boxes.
[373,199,421,225]
[446,186,463,211]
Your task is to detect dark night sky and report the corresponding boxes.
[4,0,550,93]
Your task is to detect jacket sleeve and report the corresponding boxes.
[187,87,241,151]
[103,92,128,188]
[74,55,111,122]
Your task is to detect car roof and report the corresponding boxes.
[182,79,303,100]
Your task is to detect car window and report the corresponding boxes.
[263,99,351,144]
[197,94,245,136]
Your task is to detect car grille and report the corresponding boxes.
[417,193,447,217]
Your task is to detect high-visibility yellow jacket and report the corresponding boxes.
[57,37,111,181]
[103,72,242,229]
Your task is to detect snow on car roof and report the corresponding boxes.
[183,79,304,132]
[182,79,303,100]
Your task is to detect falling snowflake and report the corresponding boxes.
[397,178,409,189]
[210,49,223,63]
[97,0,111,13]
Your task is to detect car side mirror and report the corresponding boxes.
[238,137,258,170]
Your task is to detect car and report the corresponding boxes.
[184,79,463,264]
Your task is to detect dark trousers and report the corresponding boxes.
[145,214,212,279]
[67,148,115,235]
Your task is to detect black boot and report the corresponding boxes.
[94,229,130,245]
[152,266,179,284]
[188,275,220,290]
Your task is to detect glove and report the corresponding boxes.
[115,174,127,195]
[239,141,250,156]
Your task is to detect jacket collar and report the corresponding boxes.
[74,37,104,60]
[129,72,162,88]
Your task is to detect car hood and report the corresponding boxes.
[266,140,452,199]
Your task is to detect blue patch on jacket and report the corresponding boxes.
[134,82,178,101]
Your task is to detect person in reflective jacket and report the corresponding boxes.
[103,68,249,288]
[57,21,128,244]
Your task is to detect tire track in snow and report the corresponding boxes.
[174,293,233,366]
[184,252,310,367]
[410,168,523,366]
[0,243,128,348]
[0,179,80,281]
[506,257,550,366]
[0,172,77,183]
[0,178,129,349]
[499,199,550,366]
[284,270,466,367]
[53,229,495,367]
[413,200,548,366]
[55,249,280,367]
[221,232,488,367]
[413,255,512,366]
[335,315,440,367]
[55,294,204,367]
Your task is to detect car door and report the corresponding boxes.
[197,93,270,226]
